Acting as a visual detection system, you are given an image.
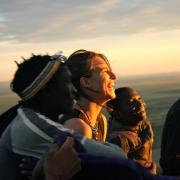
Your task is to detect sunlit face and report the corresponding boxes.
[117,89,147,126]
[84,55,116,104]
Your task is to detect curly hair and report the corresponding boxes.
[11,54,65,102]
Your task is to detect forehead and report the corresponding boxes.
[90,55,111,70]
[121,89,140,100]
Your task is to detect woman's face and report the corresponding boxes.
[82,55,116,104]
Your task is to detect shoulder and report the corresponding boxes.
[64,118,92,138]
[58,109,81,124]
[0,104,20,137]
[166,102,180,126]
[140,119,153,131]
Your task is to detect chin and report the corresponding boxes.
[107,92,116,100]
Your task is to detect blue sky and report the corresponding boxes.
[0,0,180,81]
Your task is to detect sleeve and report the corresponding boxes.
[160,109,180,175]
[108,132,131,155]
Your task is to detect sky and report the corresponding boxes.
[0,0,180,82]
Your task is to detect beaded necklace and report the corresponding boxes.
[76,103,99,141]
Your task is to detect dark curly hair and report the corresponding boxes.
[11,54,65,102]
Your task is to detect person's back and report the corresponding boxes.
[160,98,180,176]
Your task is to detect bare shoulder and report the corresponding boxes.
[64,118,92,138]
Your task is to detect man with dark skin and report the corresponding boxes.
[107,87,156,174]
[0,53,81,180]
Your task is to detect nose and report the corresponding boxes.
[134,99,145,109]
[110,71,116,80]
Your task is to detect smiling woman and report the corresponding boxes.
[59,49,116,141]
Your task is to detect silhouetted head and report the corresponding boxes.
[107,87,147,126]
[11,53,75,119]
[66,49,116,105]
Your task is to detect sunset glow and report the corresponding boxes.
[0,0,180,81]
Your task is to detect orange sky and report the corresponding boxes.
[1,30,180,82]
[0,0,180,82]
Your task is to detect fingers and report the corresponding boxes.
[44,136,81,179]
[48,136,74,156]
[47,144,59,154]
[61,136,74,149]
[19,158,33,179]
[68,158,81,178]
[55,136,75,157]
[20,170,32,180]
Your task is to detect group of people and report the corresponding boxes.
[0,49,179,180]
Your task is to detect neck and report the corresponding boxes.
[28,104,59,121]
[76,96,103,126]
[81,88,108,107]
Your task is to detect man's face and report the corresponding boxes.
[53,65,76,114]
[82,55,116,104]
[117,89,147,126]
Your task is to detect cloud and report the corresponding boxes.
[0,0,180,43]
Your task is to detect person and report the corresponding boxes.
[59,49,116,141]
[35,140,178,180]
[0,53,125,180]
[160,98,180,176]
[106,87,156,174]
[32,136,81,180]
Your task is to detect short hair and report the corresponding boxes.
[11,54,64,102]
[65,49,110,97]
[107,87,132,114]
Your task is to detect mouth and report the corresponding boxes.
[132,108,145,115]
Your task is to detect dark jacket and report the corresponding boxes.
[108,118,156,174]
[160,98,180,176]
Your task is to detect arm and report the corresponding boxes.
[33,137,81,180]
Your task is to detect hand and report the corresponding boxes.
[44,136,81,180]
[19,158,33,180]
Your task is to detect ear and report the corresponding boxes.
[80,76,91,88]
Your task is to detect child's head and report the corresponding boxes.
[107,87,147,126]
